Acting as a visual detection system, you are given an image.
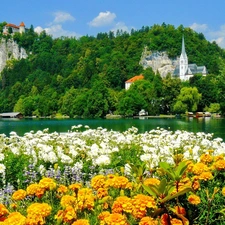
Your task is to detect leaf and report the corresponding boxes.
[159,162,175,180]
[160,187,192,203]
[158,178,167,194]
[175,161,188,179]
[142,184,159,198]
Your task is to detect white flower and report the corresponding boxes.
[0,163,6,173]
[95,155,110,166]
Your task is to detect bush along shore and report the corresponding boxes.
[1,126,225,224]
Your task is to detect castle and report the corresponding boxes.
[140,36,207,81]
[3,22,26,35]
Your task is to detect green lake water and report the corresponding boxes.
[0,117,225,140]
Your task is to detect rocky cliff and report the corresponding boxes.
[0,38,27,72]
[139,46,178,77]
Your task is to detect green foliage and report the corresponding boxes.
[0,22,225,117]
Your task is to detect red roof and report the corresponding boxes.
[125,74,144,83]
[5,23,19,29]
[20,22,25,27]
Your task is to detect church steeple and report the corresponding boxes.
[179,35,188,80]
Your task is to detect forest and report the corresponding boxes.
[0,21,225,118]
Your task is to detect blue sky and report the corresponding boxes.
[1,0,225,48]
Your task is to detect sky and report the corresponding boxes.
[1,0,225,48]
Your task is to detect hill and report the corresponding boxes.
[0,22,225,117]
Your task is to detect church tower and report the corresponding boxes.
[179,36,188,80]
[19,22,25,34]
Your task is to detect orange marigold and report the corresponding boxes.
[200,153,213,164]
[170,218,183,225]
[26,183,45,198]
[174,206,186,216]
[213,154,224,162]
[198,171,213,181]
[213,159,225,170]
[12,189,27,201]
[97,187,108,199]
[112,196,132,214]
[91,175,106,190]
[77,188,95,211]
[143,178,160,186]
[105,175,131,189]
[55,206,77,223]
[98,211,110,221]
[39,177,56,190]
[69,183,82,192]
[3,212,26,225]
[27,202,52,217]
[0,203,9,217]
[192,162,209,175]
[139,216,158,225]
[188,194,201,205]
[72,219,90,225]
[60,195,77,208]
[104,213,129,225]
[26,213,45,225]
[132,194,156,219]
[192,180,200,191]
[57,185,68,194]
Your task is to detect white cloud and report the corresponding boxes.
[52,11,75,24]
[88,11,116,27]
[34,11,79,38]
[36,24,80,38]
[111,22,130,33]
[190,23,225,48]
[190,23,208,32]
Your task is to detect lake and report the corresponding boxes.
[0,117,225,140]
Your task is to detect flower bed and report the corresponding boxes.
[1,126,225,224]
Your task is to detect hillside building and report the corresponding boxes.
[173,36,207,81]
[125,74,144,90]
[3,22,27,35]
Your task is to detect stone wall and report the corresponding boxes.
[0,38,27,72]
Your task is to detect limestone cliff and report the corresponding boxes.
[0,38,28,72]
[139,46,178,78]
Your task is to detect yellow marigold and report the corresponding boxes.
[26,183,45,198]
[104,213,129,225]
[72,219,90,225]
[69,183,82,192]
[170,218,183,225]
[39,177,56,190]
[213,159,225,170]
[26,213,45,225]
[192,180,200,191]
[77,188,95,211]
[132,194,156,219]
[174,206,186,216]
[27,202,52,217]
[143,178,160,186]
[200,153,213,164]
[98,211,110,221]
[188,194,201,205]
[55,206,77,223]
[57,185,68,194]
[0,203,9,217]
[222,187,225,196]
[91,175,106,190]
[192,162,209,175]
[3,212,26,225]
[112,196,133,214]
[105,175,131,189]
[60,195,77,208]
[214,154,224,162]
[12,189,27,201]
[139,216,158,225]
[198,171,213,181]
[97,187,108,199]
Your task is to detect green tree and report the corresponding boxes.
[173,87,202,114]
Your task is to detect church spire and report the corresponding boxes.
[181,35,187,58]
[179,35,188,80]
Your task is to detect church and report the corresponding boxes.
[173,36,207,81]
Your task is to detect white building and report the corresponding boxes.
[3,22,26,35]
[173,36,207,81]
